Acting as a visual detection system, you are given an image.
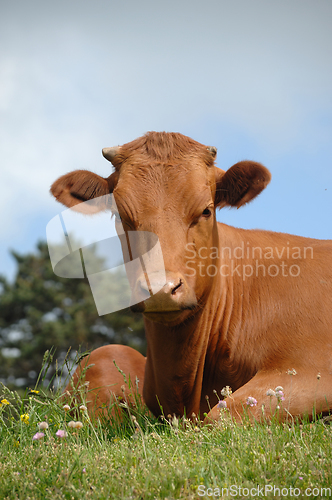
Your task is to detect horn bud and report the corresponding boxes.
[207,146,217,158]
[102,146,120,164]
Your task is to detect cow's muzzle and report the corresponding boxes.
[130,271,197,317]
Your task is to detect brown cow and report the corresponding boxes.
[51,132,332,422]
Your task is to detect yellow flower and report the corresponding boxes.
[30,390,39,394]
[20,414,29,424]
[1,399,10,406]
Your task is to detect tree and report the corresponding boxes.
[0,241,146,390]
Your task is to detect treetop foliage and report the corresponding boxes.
[0,241,145,390]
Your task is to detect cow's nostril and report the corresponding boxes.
[171,279,183,295]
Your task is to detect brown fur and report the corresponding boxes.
[51,170,109,207]
[215,161,271,208]
[111,131,216,170]
[51,132,332,422]
[64,345,145,418]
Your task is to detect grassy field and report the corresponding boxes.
[0,366,331,500]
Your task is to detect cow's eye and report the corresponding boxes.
[202,207,212,218]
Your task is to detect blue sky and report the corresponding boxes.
[1,0,331,280]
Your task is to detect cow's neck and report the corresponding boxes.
[143,271,224,418]
[142,223,262,418]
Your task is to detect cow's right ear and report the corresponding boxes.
[50,170,118,212]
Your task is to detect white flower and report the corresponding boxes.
[275,389,285,401]
[38,421,49,430]
[68,420,83,429]
[220,386,232,397]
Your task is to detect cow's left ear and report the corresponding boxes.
[215,161,271,209]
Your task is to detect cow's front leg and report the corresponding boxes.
[63,344,146,419]
[205,368,332,423]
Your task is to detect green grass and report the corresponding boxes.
[0,373,331,499]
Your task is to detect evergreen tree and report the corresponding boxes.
[0,241,146,389]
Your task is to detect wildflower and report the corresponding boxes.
[275,389,285,401]
[82,468,86,473]
[20,414,29,424]
[220,386,232,398]
[38,422,49,430]
[68,420,83,429]
[246,397,257,407]
[217,400,227,409]
[266,389,276,397]
[55,429,68,438]
[30,389,39,394]
[63,404,70,411]
[79,405,87,411]
[0,399,10,406]
[33,432,45,441]
[171,415,179,429]
[287,368,297,376]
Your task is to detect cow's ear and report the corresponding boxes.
[50,170,118,211]
[215,161,271,209]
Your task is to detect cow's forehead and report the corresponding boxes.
[116,158,215,201]
[113,158,215,217]
[116,156,215,190]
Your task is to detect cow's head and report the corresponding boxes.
[51,132,270,325]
